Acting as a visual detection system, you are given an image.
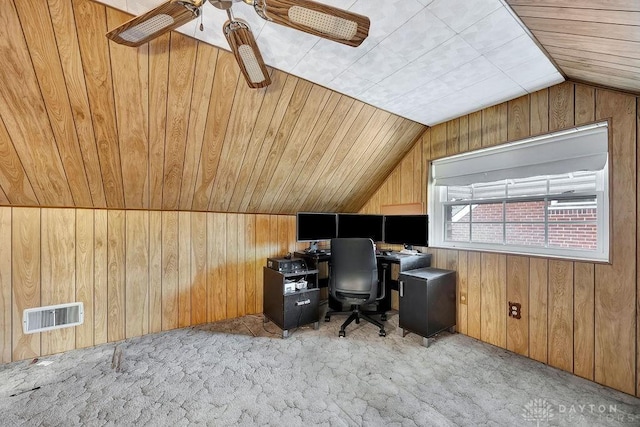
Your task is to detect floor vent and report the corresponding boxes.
[23,302,84,334]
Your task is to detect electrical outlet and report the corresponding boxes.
[460,292,467,305]
[508,301,521,319]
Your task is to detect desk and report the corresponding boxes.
[294,251,432,317]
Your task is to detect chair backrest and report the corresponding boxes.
[330,238,378,305]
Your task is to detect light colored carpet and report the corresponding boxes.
[1,311,639,426]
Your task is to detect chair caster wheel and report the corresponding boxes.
[324,316,331,322]
[339,331,345,337]
[381,314,387,321]
[355,318,360,324]
[379,330,386,337]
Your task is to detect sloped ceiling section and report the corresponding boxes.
[0,0,425,213]
[507,0,640,94]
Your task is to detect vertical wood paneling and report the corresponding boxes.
[242,215,262,314]
[209,213,227,321]
[12,208,40,360]
[107,9,149,209]
[75,209,94,348]
[595,89,636,395]
[2,208,297,363]
[93,210,107,345]
[41,209,75,356]
[530,89,549,135]
[457,251,468,335]
[358,81,638,396]
[125,210,149,338]
[178,212,191,328]
[0,208,11,363]
[210,78,272,212]
[508,95,531,140]
[73,0,124,207]
[239,74,299,212]
[237,215,247,316]
[529,258,548,363]
[468,111,482,151]
[506,255,529,356]
[482,103,508,147]
[575,85,596,125]
[446,120,459,155]
[226,214,239,318]
[255,214,270,314]
[161,211,179,330]
[192,53,240,210]
[0,111,38,205]
[148,34,170,210]
[107,210,125,342]
[459,115,469,153]
[480,253,506,348]
[148,211,162,333]
[47,0,106,207]
[190,212,207,325]
[163,33,198,210]
[412,143,423,203]
[0,2,72,206]
[1,0,427,214]
[15,1,92,207]
[467,252,481,340]
[574,262,595,380]
[179,44,218,210]
[548,260,574,372]
[430,123,447,159]
[549,82,575,131]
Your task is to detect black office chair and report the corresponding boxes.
[329,238,386,337]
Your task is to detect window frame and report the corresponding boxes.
[428,124,610,263]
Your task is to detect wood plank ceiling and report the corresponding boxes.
[0,0,425,214]
[506,0,640,94]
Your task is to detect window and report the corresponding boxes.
[429,122,609,262]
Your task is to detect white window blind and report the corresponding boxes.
[431,122,608,187]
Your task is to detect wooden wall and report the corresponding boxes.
[0,207,298,363]
[0,0,425,214]
[361,81,639,397]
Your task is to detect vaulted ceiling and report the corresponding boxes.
[1,0,638,214]
[0,0,424,213]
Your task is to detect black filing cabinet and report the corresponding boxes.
[263,266,320,338]
[398,267,456,347]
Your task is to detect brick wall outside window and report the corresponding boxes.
[447,203,597,249]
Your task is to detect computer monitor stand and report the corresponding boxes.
[400,244,418,254]
[306,241,319,253]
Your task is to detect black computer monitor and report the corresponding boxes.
[383,215,428,248]
[337,214,384,242]
[296,212,337,244]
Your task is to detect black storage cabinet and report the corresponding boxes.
[263,267,320,338]
[398,267,456,347]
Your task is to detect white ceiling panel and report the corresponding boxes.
[379,9,455,63]
[98,0,565,126]
[460,7,525,54]
[427,0,502,33]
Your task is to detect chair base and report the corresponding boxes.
[338,305,386,337]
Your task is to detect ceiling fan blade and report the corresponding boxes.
[224,20,271,88]
[253,0,369,47]
[106,0,203,47]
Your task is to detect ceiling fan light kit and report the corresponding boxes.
[253,0,369,47]
[224,19,271,88]
[106,0,369,87]
[106,0,204,47]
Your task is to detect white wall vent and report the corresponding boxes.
[23,302,84,334]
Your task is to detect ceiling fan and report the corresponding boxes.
[106,0,370,89]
